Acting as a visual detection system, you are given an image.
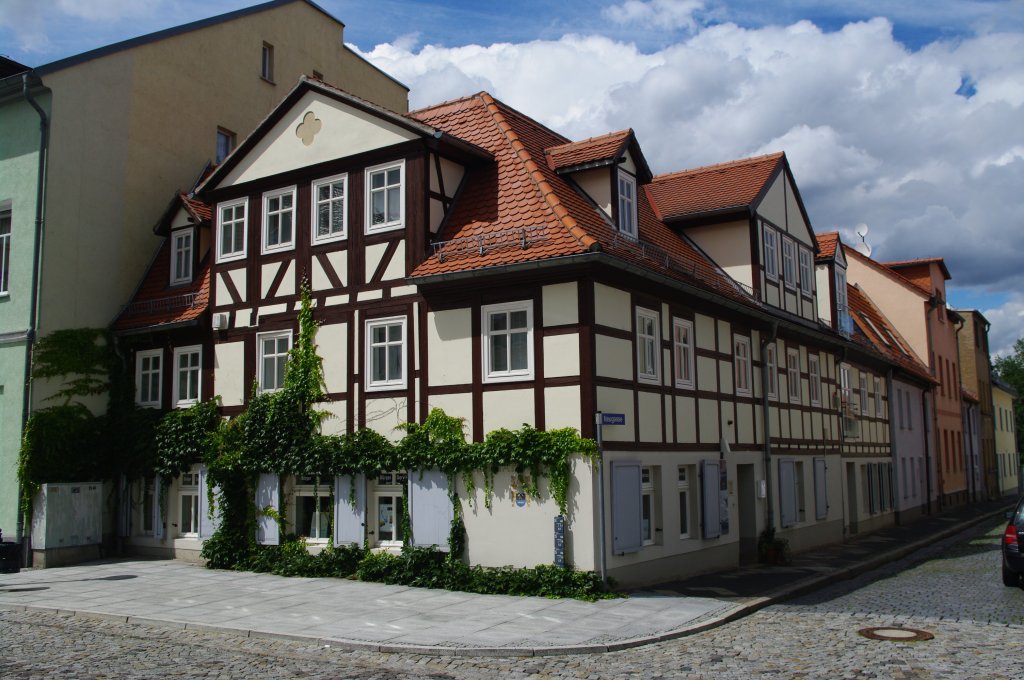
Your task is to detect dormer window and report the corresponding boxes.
[781,237,796,289]
[798,247,813,296]
[170,228,193,285]
[617,171,637,238]
[763,226,778,281]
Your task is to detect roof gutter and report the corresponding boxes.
[17,71,49,560]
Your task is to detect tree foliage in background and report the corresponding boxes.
[994,337,1024,456]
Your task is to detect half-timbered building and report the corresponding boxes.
[115,77,922,585]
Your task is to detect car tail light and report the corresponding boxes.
[1005,524,1018,547]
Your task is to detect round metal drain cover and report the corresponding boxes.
[858,627,934,642]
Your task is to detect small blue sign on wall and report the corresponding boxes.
[601,413,626,426]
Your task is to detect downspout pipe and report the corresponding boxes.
[16,72,49,565]
[925,295,943,509]
[759,321,778,532]
[953,315,971,501]
[922,389,933,515]
[886,369,901,525]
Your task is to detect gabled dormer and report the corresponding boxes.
[544,129,653,240]
[198,77,491,279]
[814,231,853,335]
[647,152,819,323]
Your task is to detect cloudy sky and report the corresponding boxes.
[3,0,1023,355]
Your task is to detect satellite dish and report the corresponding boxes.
[854,223,872,257]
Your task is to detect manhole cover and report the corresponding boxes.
[858,627,934,641]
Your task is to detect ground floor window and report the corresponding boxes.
[294,476,330,542]
[180,467,200,537]
[677,466,693,539]
[374,470,407,546]
[641,466,658,545]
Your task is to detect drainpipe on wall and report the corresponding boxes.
[922,390,933,515]
[925,296,943,509]
[759,321,778,532]
[594,411,607,585]
[953,315,971,502]
[16,72,49,566]
[886,369,901,525]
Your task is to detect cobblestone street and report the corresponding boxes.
[3,519,1023,679]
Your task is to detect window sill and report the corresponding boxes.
[261,242,296,256]
[260,76,276,85]
[365,222,404,236]
[312,234,348,247]
[483,372,534,384]
[366,383,407,393]
[217,252,246,265]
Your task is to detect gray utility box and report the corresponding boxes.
[31,482,103,567]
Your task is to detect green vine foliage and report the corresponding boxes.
[154,399,222,478]
[31,328,114,404]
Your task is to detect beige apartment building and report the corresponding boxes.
[0,0,407,540]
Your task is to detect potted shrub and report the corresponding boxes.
[757,526,791,565]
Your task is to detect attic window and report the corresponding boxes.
[170,228,194,285]
[261,42,275,83]
[216,128,235,164]
[860,313,889,345]
[617,171,637,238]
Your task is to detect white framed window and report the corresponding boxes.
[257,330,292,393]
[262,187,296,253]
[617,171,637,238]
[216,198,247,263]
[874,377,884,417]
[673,318,695,389]
[312,173,348,244]
[733,335,752,396]
[135,349,162,408]
[366,160,404,233]
[482,301,533,383]
[763,225,778,281]
[170,228,193,285]
[787,347,801,403]
[798,247,813,295]
[905,390,912,430]
[782,237,796,288]
[374,470,407,547]
[172,346,201,407]
[636,308,660,383]
[294,475,330,542]
[859,373,869,416]
[641,466,657,546]
[678,466,692,539]
[261,42,274,82]
[179,466,201,537]
[765,343,778,400]
[0,207,10,295]
[808,354,821,406]
[366,317,406,390]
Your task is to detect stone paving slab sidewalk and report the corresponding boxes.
[0,497,1013,656]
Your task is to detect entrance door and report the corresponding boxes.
[737,464,757,563]
[374,493,404,546]
[846,462,858,535]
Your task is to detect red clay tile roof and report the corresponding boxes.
[647,152,784,222]
[113,196,211,332]
[407,93,752,304]
[815,232,840,262]
[847,284,933,383]
[545,129,632,172]
[961,387,979,403]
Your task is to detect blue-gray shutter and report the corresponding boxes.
[198,465,220,539]
[255,473,280,545]
[779,459,796,528]
[118,475,131,537]
[813,458,827,520]
[334,474,366,546]
[701,460,721,539]
[611,461,642,554]
[409,469,453,549]
[153,475,164,539]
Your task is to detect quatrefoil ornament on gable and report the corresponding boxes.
[295,111,322,146]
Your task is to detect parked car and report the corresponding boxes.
[1002,497,1024,586]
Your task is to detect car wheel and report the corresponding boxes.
[1002,562,1019,587]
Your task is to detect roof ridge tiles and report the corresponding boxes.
[545,128,633,153]
[477,92,598,252]
[652,151,784,182]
